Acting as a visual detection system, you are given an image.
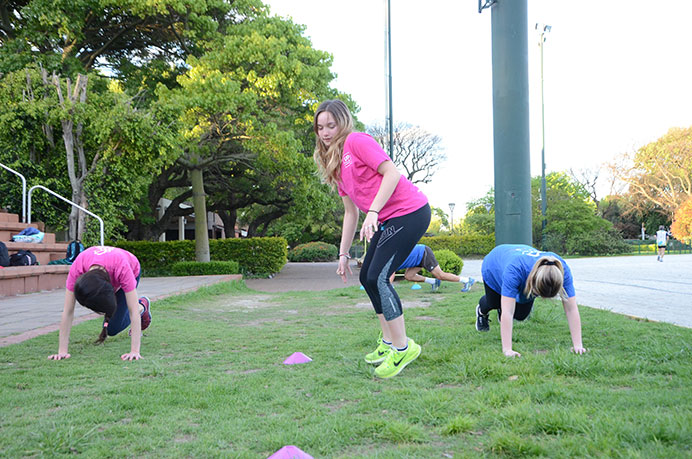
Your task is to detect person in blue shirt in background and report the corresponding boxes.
[389,244,476,292]
[476,244,586,358]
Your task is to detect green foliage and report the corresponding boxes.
[288,242,337,262]
[432,249,463,275]
[421,234,495,258]
[115,237,287,275]
[170,260,240,276]
[0,66,178,241]
[563,229,632,256]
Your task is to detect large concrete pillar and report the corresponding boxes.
[491,0,532,245]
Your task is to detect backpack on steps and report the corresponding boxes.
[66,240,85,262]
[9,249,38,266]
[0,241,9,267]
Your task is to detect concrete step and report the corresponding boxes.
[0,212,19,223]
[0,265,71,296]
[4,241,69,265]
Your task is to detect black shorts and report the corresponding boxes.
[419,246,439,272]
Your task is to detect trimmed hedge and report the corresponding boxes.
[170,260,240,276]
[288,242,338,262]
[421,234,495,258]
[114,237,287,275]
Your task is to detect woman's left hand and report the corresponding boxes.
[360,212,379,242]
[571,346,587,355]
[121,352,142,361]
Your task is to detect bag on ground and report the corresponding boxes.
[9,250,38,266]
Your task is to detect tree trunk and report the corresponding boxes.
[190,168,210,262]
[53,73,89,241]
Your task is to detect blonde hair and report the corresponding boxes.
[524,256,567,299]
[313,99,353,187]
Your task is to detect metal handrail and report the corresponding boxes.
[27,185,104,246]
[0,162,27,223]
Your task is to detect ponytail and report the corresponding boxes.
[524,256,567,299]
[94,320,110,344]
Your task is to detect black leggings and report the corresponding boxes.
[479,282,534,321]
[360,204,431,321]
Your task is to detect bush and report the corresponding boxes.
[421,234,495,258]
[427,249,463,276]
[115,237,287,276]
[170,260,240,276]
[288,241,338,262]
[565,229,631,256]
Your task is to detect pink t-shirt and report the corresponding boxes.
[66,246,141,293]
[337,132,427,221]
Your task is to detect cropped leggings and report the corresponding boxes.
[360,204,431,321]
[478,282,534,321]
[106,274,140,336]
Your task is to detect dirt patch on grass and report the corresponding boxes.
[354,300,433,309]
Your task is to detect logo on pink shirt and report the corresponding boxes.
[342,153,352,168]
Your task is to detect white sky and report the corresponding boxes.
[264,0,692,216]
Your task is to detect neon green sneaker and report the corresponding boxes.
[374,338,421,378]
[364,337,391,364]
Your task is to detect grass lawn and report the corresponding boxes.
[1,280,690,458]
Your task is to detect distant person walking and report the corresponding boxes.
[313,99,430,378]
[389,244,476,292]
[476,244,586,357]
[656,225,670,262]
[48,246,151,362]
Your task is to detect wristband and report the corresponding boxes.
[339,253,351,259]
[367,209,379,214]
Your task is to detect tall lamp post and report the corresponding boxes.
[449,202,456,234]
[536,23,551,249]
[385,0,394,156]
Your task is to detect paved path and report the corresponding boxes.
[1,254,690,347]
[446,254,692,328]
[0,275,240,346]
[247,256,692,328]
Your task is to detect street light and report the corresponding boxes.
[536,23,551,249]
[449,202,456,234]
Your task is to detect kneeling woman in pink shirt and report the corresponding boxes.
[314,100,430,379]
[48,246,151,361]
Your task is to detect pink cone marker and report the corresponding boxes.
[283,352,312,365]
[268,445,314,459]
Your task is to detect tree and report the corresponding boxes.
[461,190,495,235]
[0,66,177,241]
[615,127,692,220]
[0,0,244,74]
[367,123,445,184]
[131,12,339,259]
[569,167,601,205]
[671,197,692,243]
[599,194,643,239]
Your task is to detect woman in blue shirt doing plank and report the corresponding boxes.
[476,244,586,357]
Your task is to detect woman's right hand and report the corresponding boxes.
[336,256,352,282]
[503,349,521,358]
[48,353,71,360]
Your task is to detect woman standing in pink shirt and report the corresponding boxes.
[314,100,431,378]
[48,246,152,361]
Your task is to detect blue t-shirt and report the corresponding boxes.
[397,244,425,270]
[481,244,575,303]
